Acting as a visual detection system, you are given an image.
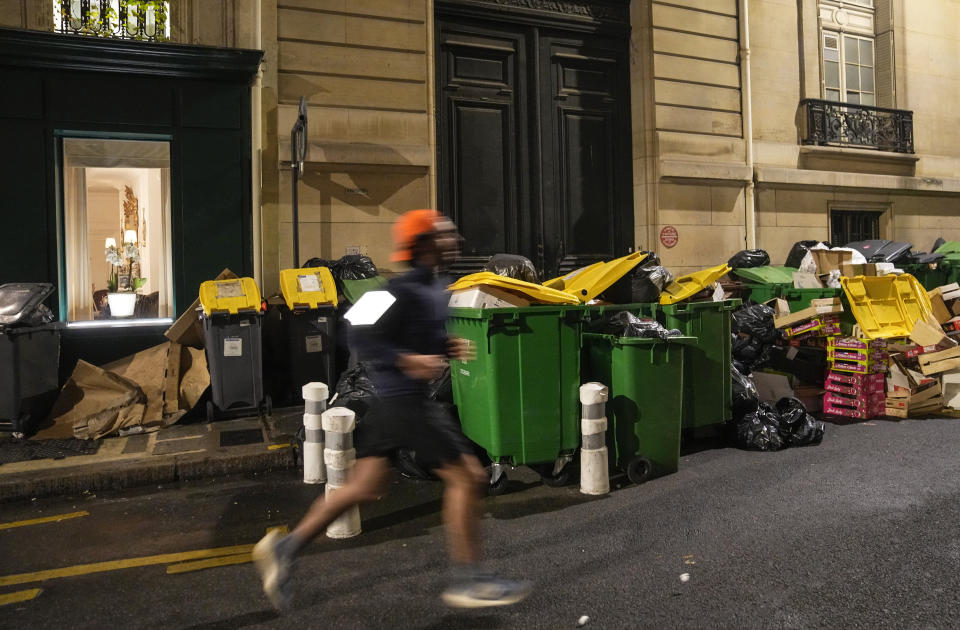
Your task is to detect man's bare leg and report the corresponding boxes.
[253,456,392,609]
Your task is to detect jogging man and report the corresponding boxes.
[253,209,531,610]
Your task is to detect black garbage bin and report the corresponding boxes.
[0,283,62,436]
[273,267,339,405]
[198,278,269,421]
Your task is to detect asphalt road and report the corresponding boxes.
[1,417,959,629]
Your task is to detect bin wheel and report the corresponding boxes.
[626,456,653,485]
[533,463,571,487]
[206,401,215,423]
[487,471,509,496]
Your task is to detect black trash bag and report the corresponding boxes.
[728,249,770,269]
[775,397,825,447]
[483,254,539,284]
[733,402,785,451]
[601,253,674,304]
[20,303,55,327]
[333,255,379,281]
[785,240,822,269]
[395,448,437,480]
[608,311,680,340]
[302,257,334,269]
[731,303,777,343]
[330,361,378,418]
[933,237,946,253]
[427,365,453,404]
[731,364,759,417]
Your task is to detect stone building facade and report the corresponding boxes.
[4,0,958,293]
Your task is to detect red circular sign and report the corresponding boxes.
[660,225,679,248]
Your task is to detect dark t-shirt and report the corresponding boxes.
[353,265,450,397]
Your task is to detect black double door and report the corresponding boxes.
[437,17,633,279]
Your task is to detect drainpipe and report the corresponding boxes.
[739,0,756,249]
[251,0,263,286]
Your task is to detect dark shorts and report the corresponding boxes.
[355,395,473,470]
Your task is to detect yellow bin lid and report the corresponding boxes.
[279,267,339,309]
[660,264,732,305]
[841,273,933,339]
[447,272,579,305]
[543,252,648,303]
[198,277,263,315]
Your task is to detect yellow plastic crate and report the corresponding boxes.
[447,272,579,305]
[660,264,732,305]
[542,252,648,302]
[198,277,262,316]
[279,267,338,309]
[840,274,933,339]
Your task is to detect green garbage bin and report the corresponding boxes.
[658,299,740,431]
[448,305,584,492]
[742,283,781,304]
[581,333,692,483]
[900,263,948,291]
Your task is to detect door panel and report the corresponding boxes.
[437,25,528,274]
[436,17,631,278]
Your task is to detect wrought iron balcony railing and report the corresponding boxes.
[800,98,914,154]
[56,1,169,42]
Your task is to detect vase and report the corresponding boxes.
[107,292,137,318]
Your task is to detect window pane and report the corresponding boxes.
[846,91,860,104]
[845,36,860,63]
[825,61,840,88]
[861,92,875,106]
[846,63,860,90]
[861,69,874,92]
[826,89,841,101]
[824,46,839,62]
[859,39,874,66]
[62,138,173,322]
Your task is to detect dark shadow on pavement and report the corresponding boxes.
[415,614,504,630]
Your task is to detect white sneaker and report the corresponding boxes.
[253,530,293,610]
[441,571,532,608]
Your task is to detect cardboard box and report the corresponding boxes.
[841,262,877,278]
[918,345,960,375]
[830,337,887,350]
[792,272,823,289]
[773,298,844,329]
[449,286,531,308]
[909,317,957,348]
[935,283,960,301]
[812,249,854,274]
[928,290,954,324]
[165,268,238,348]
[752,371,796,404]
[942,371,960,409]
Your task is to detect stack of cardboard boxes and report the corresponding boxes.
[822,337,888,419]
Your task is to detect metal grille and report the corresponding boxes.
[56,1,169,42]
[801,98,913,153]
[831,210,881,246]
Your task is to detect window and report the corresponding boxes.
[61,138,173,323]
[831,209,881,246]
[822,32,875,105]
[53,1,170,41]
[819,1,877,105]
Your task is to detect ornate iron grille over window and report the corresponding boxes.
[801,98,913,153]
[55,1,169,42]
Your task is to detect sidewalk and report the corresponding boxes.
[0,409,304,501]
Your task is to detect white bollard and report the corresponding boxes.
[580,382,610,496]
[322,406,361,538]
[302,382,329,484]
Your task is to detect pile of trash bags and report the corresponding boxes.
[483,254,540,284]
[600,252,674,303]
[728,249,770,269]
[304,254,380,291]
[731,302,777,373]
[730,364,824,451]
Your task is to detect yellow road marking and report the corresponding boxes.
[268,443,290,450]
[0,511,89,531]
[0,544,254,588]
[166,553,251,574]
[0,588,42,606]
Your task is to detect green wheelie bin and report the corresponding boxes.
[658,299,739,432]
[448,305,584,493]
[581,333,693,483]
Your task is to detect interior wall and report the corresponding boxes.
[85,188,120,299]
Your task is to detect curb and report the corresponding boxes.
[0,446,298,502]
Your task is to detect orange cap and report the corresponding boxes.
[391,209,441,262]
